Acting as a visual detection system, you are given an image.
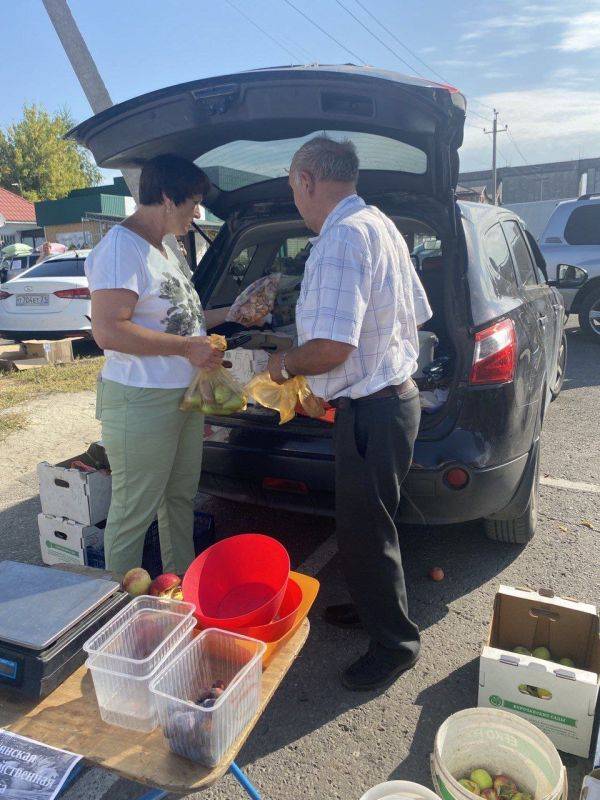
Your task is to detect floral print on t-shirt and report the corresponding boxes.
[159,271,206,336]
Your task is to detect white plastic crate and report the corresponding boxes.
[37,456,111,525]
[84,596,196,732]
[150,629,266,767]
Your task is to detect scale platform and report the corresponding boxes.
[0,561,129,699]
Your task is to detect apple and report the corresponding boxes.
[512,793,532,800]
[471,770,494,791]
[532,646,551,660]
[481,790,498,800]
[494,776,518,798]
[513,646,531,656]
[122,567,152,596]
[460,780,481,795]
[559,657,575,668]
[149,573,181,597]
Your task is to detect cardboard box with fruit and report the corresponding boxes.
[478,585,600,758]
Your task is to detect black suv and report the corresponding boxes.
[70,65,567,544]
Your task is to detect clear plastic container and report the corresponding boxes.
[83,595,196,732]
[149,629,266,767]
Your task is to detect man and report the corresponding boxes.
[267,136,432,691]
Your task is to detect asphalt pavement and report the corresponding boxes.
[1,322,599,800]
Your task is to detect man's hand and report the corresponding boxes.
[267,351,288,384]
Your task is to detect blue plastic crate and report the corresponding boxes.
[85,510,215,576]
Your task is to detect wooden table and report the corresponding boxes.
[0,619,309,799]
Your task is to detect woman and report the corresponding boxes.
[86,154,231,575]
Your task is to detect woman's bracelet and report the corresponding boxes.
[183,337,192,360]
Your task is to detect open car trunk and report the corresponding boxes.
[197,192,464,434]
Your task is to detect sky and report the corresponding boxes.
[1,0,600,180]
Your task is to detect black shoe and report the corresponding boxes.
[341,642,420,692]
[323,603,363,629]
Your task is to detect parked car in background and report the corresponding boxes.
[69,64,568,544]
[0,250,91,341]
[540,195,600,341]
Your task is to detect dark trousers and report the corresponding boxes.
[333,384,421,653]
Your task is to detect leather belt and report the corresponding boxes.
[330,378,415,409]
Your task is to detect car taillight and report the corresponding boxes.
[0,291,12,300]
[262,477,308,494]
[470,318,516,385]
[53,287,91,299]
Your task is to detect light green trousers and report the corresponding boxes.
[96,379,204,575]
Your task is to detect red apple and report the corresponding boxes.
[149,573,181,597]
[122,567,152,596]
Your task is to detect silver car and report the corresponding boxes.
[540,195,600,341]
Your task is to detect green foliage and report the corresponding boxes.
[0,104,102,201]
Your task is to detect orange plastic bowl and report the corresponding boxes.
[236,575,303,642]
[182,533,290,630]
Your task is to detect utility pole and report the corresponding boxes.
[484,109,508,205]
[41,0,139,199]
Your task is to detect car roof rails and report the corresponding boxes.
[578,193,600,201]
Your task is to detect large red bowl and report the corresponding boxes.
[236,575,303,642]
[182,533,289,630]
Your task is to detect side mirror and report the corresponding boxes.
[550,264,588,289]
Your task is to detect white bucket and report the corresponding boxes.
[360,780,442,800]
[431,709,566,800]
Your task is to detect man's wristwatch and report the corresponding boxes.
[280,351,292,380]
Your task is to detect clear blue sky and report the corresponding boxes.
[2,0,599,176]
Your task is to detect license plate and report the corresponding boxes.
[16,294,49,306]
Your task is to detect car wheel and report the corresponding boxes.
[550,331,567,401]
[578,287,600,342]
[484,446,539,544]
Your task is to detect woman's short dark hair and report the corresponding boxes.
[139,154,211,206]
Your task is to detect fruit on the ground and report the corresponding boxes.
[559,657,575,668]
[460,780,481,795]
[532,646,551,660]
[471,770,493,791]
[513,646,531,656]
[494,776,518,798]
[122,567,152,596]
[481,789,498,800]
[149,573,181,597]
[429,566,445,581]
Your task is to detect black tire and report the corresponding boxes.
[484,446,539,544]
[578,287,600,342]
[550,331,567,401]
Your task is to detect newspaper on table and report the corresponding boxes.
[0,729,81,800]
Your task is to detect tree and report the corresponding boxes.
[0,104,102,202]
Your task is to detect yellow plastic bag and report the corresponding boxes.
[180,334,247,415]
[245,372,326,425]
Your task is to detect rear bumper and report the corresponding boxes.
[199,443,530,525]
[0,328,91,341]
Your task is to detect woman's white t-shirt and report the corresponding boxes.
[85,225,206,388]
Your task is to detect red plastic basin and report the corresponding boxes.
[236,575,303,642]
[182,533,289,630]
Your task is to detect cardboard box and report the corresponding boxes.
[38,454,112,526]
[38,514,104,566]
[478,585,600,758]
[23,338,75,365]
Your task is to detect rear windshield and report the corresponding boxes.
[196,131,427,191]
[564,205,600,245]
[22,259,86,278]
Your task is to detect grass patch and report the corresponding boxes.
[0,411,28,440]
[0,356,104,413]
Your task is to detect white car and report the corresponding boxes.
[0,250,92,341]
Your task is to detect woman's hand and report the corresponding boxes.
[184,336,224,369]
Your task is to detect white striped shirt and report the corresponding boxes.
[296,194,432,401]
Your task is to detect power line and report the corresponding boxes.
[468,108,492,123]
[506,128,528,165]
[334,0,425,76]
[224,0,302,63]
[282,0,366,64]
[350,0,494,113]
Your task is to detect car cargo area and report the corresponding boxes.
[204,209,458,430]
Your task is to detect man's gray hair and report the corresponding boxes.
[290,136,359,184]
